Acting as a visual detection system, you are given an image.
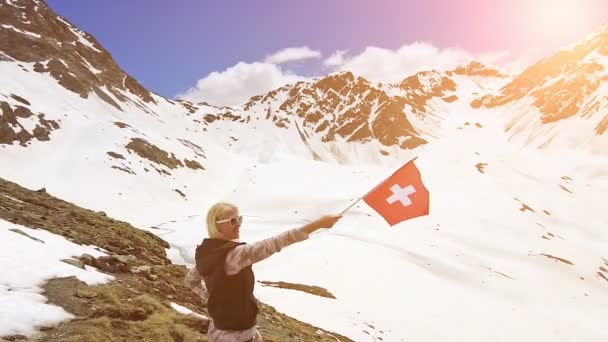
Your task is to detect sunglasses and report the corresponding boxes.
[216,215,243,227]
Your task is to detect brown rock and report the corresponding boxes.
[184,159,204,170]
[131,265,151,274]
[125,138,183,170]
[75,289,99,299]
[80,254,95,264]
[113,122,130,129]
[61,258,85,269]
[452,61,506,77]
[115,255,136,263]
[540,254,574,265]
[9,228,45,243]
[475,162,487,174]
[107,151,125,159]
[10,94,31,105]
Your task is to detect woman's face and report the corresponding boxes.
[216,206,241,240]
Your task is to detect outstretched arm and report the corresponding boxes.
[224,214,342,276]
[224,227,308,276]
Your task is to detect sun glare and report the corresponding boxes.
[528,0,591,37]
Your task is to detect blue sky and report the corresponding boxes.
[46,0,608,105]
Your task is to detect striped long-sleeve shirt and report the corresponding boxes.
[184,227,309,342]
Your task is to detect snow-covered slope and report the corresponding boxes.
[197,63,511,164]
[0,58,247,228]
[473,24,608,153]
[159,118,608,341]
[0,0,249,227]
[1,0,607,341]
[0,220,112,337]
[0,0,509,225]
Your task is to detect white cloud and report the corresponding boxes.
[264,46,321,64]
[324,49,348,67]
[328,42,533,84]
[333,42,473,84]
[177,62,308,107]
[179,43,536,107]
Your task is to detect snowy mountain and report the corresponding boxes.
[0,0,157,111]
[0,0,234,227]
[1,0,608,341]
[196,63,510,164]
[472,24,608,153]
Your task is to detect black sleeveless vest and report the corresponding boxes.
[195,238,258,330]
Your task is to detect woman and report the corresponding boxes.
[184,202,342,342]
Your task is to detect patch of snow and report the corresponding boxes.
[0,51,16,61]
[0,220,113,337]
[1,24,41,39]
[77,53,103,74]
[5,0,26,9]
[1,194,25,204]
[170,302,208,319]
[55,17,102,53]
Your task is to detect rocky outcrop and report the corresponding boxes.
[125,138,184,170]
[0,0,155,110]
[0,100,59,146]
[240,71,433,150]
[397,70,457,114]
[451,61,507,78]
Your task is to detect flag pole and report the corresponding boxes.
[339,197,363,215]
[338,156,418,216]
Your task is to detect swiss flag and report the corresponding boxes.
[363,159,429,226]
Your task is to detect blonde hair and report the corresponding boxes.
[206,202,237,240]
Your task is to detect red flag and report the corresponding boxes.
[363,159,429,226]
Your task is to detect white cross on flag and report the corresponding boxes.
[362,159,430,226]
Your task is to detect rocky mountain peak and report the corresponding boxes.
[471,23,608,135]
[0,0,155,110]
[451,61,507,78]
